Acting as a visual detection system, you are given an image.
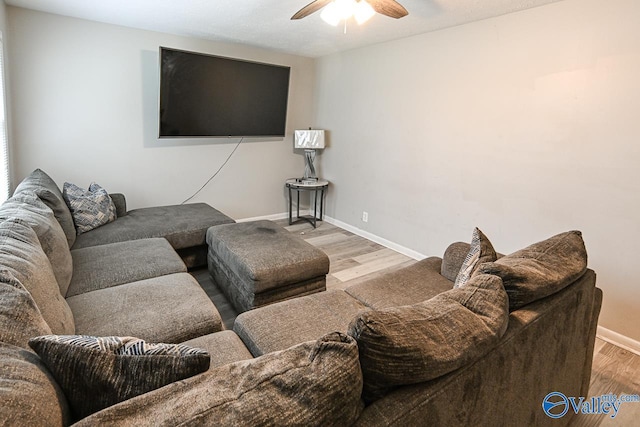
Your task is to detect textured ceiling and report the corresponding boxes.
[5,0,565,57]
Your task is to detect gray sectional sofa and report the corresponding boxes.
[0,169,602,426]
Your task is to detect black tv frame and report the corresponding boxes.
[158,47,291,138]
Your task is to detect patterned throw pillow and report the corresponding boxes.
[454,227,497,288]
[62,182,117,234]
[29,335,210,421]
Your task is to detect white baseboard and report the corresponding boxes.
[236,212,425,260]
[236,212,289,223]
[324,216,426,261]
[597,326,640,356]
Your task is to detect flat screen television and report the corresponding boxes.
[159,47,291,138]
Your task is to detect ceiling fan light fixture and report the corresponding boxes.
[334,0,357,19]
[354,0,375,25]
[320,3,341,26]
[291,0,408,22]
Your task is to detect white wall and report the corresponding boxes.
[0,1,11,197]
[7,7,315,217]
[314,0,640,342]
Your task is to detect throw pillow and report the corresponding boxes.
[477,230,587,310]
[29,335,211,421]
[0,218,75,335]
[63,182,117,234]
[349,273,509,403]
[0,190,73,295]
[440,241,471,282]
[0,269,52,349]
[13,168,77,248]
[454,227,497,288]
[71,332,363,426]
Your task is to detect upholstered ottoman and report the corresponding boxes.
[206,220,330,313]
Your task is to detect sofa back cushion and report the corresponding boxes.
[348,274,509,403]
[13,168,76,247]
[0,269,52,349]
[477,230,587,310]
[0,191,73,295]
[0,342,71,426]
[74,332,363,426]
[0,218,75,334]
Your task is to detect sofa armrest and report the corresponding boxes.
[109,193,127,217]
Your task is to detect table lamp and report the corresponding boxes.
[294,129,325,182]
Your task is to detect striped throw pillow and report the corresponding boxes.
[454,227,497,288]
[29,335,210,421]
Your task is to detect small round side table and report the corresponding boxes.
[285,178,329,228]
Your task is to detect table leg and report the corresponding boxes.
[288,186,293,225]
[312,189,318,228]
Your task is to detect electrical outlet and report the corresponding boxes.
[362,211,368,222]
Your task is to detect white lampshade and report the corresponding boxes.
[294,129,325,149]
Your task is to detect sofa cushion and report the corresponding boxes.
[72,203,235,250]
[182,330,254,369]
[234,289,369,356]
[454,227,497,287]
[67,238,187,297]
[0,342,71,427]
[345,257,452,309]
[0,269,52,349]
[440,241,471,282]
[63,182,117,234]
[0,218,75,334]
[13,168,76,247]
[348,273,509,403]
[477,230,588,310]
[29,335,210,421]
[74,332,363,427]
[67,273,222,343]
[0,191,73,295]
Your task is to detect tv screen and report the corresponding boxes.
[159,47,291,138]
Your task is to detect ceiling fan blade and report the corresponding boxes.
[291,0,333,20]
[367,0,409,19]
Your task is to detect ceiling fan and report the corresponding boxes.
[291,0,409,25]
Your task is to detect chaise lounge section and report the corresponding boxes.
[15,169,235,269]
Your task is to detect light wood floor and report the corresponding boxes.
[192,219,640,425]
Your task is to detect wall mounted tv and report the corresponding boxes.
[159,47,291,138]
